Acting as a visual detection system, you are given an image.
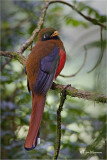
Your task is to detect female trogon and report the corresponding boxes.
[25,27,66,150]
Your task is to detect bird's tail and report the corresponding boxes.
[24,93,46,151]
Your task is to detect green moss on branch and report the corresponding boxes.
[51,83,107,103]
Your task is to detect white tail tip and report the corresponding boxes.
[37,138,40,145]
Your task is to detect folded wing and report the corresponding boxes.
[34,46,60,95]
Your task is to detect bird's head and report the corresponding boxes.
[38,28,60,41]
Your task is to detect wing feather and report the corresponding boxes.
[34,46,60,95]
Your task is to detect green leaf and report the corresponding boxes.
[99,15,107,23]
[65,16,88,28]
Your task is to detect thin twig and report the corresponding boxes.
[54,85,69,159]
[1,58,12,71]
[49,0,106,29]
[60,46,87,78]
[88,27,105,73]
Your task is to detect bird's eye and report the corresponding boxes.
[43,34,46,39]
[42,33,51,41]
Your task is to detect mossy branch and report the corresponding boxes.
[53,85,68,159]
[1,49,106,103]
[1,49,107,103]
[51,83,107,103]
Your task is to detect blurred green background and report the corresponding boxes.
[1,0,107,159]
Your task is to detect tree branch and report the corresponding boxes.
[49,0,106,29]
[0,51,26,66]
[51,82,107,103]
[1,49,106,103]
[54,85,68,159]
[17,1,50,54]
[17,0,106,55]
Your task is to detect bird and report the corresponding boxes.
[25,27,66,151]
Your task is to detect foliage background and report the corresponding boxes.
[1,0,107,159]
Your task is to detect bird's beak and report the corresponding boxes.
[50,31,59,38]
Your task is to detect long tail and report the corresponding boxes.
[24,93,46,151]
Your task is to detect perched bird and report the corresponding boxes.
[25,27,66,150]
